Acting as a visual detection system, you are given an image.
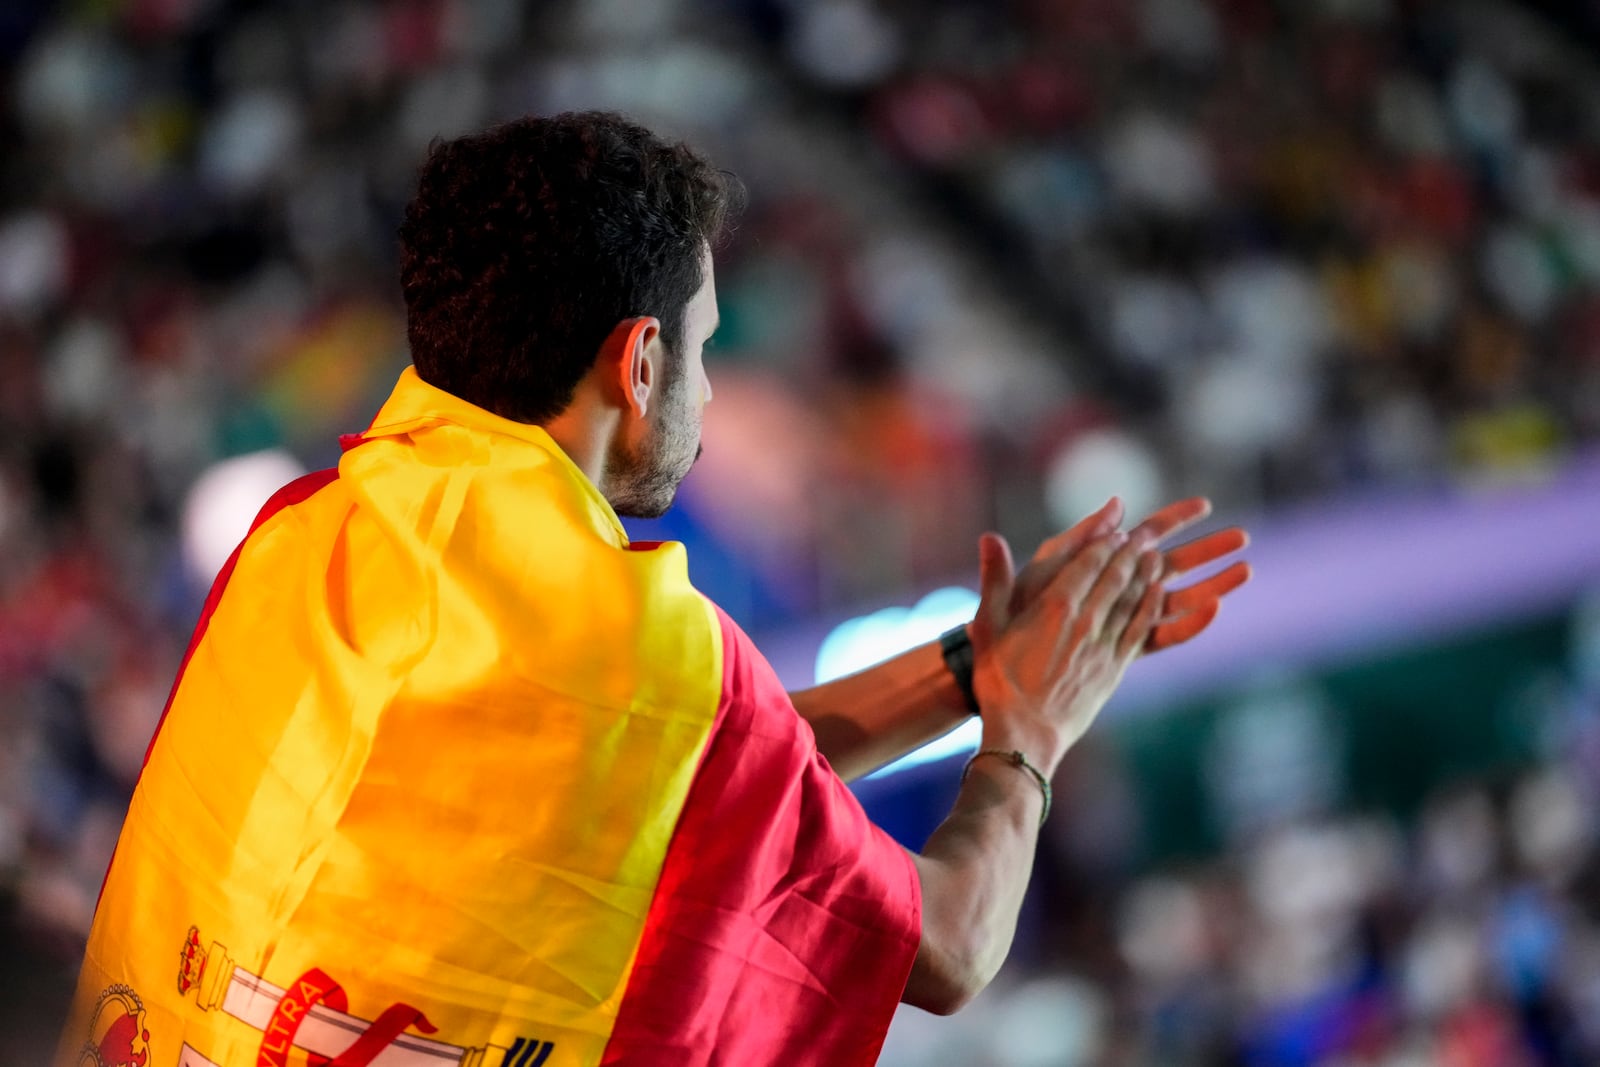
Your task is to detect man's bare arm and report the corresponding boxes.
[904,527,1165,1013]
[902,755,1046,1012]
[789,642,970,783]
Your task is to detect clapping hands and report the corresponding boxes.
[960,496,1250,764]
[989,496,1249,654]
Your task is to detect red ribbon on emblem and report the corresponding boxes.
[256,967,436,1067]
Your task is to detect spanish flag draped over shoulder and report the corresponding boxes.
[60,366,920,1067]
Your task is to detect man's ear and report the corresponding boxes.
[600,316,661,418]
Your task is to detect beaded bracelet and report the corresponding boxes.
[961,748,1052,826]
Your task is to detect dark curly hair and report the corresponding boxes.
[398,111,742,423]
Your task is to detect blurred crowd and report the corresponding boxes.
[880,634,1600,1067]
[759,0,1600,504]
[2,0,1599,1061]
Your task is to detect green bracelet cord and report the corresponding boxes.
[961,748,1052,826]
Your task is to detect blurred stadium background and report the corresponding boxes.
[4,0,1600,1063]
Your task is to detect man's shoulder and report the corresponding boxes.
[701,602,810,741]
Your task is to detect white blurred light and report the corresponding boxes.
[788,0,903,88]
[43,316,127,420]
[817,586,979,683]
[916,312,1071,431]
[988,975,1108,1067]
[1558,201,1600,284]
[1246,825,1368,926]
[1182,358,1318,456]
[1109,273,1205,369]
[1045,428,1164,534]
[1202,678,1343,836]
[1118,877,1207,982]
[1448,58,1521,152]
[1482,224,1557,323]
[570,0,683,39]
[1104,112,1215,215]
[16,28,131,134]
[199,90,302,196]
[1509,768,1592,878]
[1402,915,1482,1019]
[1207,257,1331,367]
[855,235,959,345]
[0,211,69,319]
[817,586,983,778]
[1418,789,1496,895]
[181,449,307,586]
[541,47,754,128]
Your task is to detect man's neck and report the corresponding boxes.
[540,384,617,496]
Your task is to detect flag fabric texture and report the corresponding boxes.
[60,365,921,1067]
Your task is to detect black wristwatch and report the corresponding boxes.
[939,624,981,716]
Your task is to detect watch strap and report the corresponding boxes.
[938,624,981,716]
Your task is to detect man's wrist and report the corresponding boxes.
[939,624,981,716]
[963,749,1052,825]
[978,714,1070,780]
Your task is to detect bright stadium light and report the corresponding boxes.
[181,449,307,587]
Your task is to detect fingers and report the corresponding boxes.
[973,532,1016,637]
[1117,572,1166,660]
[1018,499,1249,656]
[1044,530,1130,622]
[1164,560,1251,616]
[1129,497,1212,546]
[1163,527,1249,577]
[1137,524,1249,653]
[1006,498,1121,618]
[1015,498,1220,620]
[1040,497,1228,568]
[1080,531,1150,635]
[1142,559,1251,653]
[1136,521,1249,655]
[1034,497,1124,561]
[1146,598,1220,652]
[1103,548,1161,643]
